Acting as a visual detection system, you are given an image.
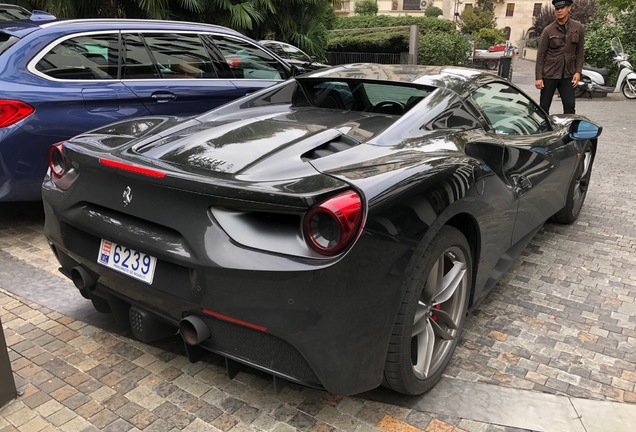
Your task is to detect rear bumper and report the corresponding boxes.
[42,197,411,395]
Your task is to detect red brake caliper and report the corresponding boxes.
[431,304,441,321]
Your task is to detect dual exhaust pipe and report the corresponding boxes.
[70,265,211,346]
[179,315,211,346]
[71,265,97,292]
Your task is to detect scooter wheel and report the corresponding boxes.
[622,78,636,99]
[574,87,586,98]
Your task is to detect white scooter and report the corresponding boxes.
[576,37,636,99]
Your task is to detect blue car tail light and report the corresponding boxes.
[303,190,364,256]
[0,100,34,128]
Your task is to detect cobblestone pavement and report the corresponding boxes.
[1,59,636,431]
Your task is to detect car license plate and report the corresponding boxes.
[97,239,157,284]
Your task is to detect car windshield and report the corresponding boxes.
[242,78,434,116]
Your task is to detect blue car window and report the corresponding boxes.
[35,35,118,80]
[142,33,218,79]
[212,35,286,80]
[122,33,160,79]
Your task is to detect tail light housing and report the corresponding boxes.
[0,100,34,128]
[303,190,364,256]
[48,143,68,177]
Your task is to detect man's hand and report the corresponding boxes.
[572,73,581,88]
[535,79,544,90]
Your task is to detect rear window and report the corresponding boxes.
[297,79,433,115]
[36,34,119,80]
[238,78,434,116]
[0,33,19,56]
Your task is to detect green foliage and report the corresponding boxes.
[477,0,494,13]
[459,7,497,35]
[418,31,471,66]
[525,37,538,48]
[354,0,378,16]
[569,0,603,24]
[597,0,635,10]
[329,15,467,61]
[583,6,636,85]
[333,15,453,32]
[254,0,333,61]
[425,6,443,18]
[328,28,410,53]
[616,5,636,57]
[27,0,334,62]
[472,27,506,50]
[584,19,621,82]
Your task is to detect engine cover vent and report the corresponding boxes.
[301,134,360,161]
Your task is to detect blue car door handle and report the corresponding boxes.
[151,92,177,103]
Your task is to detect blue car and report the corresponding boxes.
[0,16,295,201]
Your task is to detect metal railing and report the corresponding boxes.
[325,52,408,65]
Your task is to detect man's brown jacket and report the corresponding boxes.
[535,19,585,80]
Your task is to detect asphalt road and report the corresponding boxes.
[1,58,636,432]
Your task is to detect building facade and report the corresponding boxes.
[335,0,552,46]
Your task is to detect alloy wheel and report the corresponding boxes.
[411,246,468,380]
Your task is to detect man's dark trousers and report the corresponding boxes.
[540,77,576,114]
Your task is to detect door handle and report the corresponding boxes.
[151,92,177,103]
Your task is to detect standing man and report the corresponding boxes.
[535,0,585,114]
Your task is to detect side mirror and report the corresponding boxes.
[570,120,602,140]
[290,65,307,77]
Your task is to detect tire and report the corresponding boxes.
[575,77,591,98]
[486,59,498,70]
[552,142,594,224]
[621,78,636,99]
[383,226,472,395]
[574,86,586,98]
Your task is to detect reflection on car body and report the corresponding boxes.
[43,63,602,396]
[0,16,295,201]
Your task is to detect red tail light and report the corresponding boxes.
[303,190,364,256]
[99,158,166,178]
[48,143,68,177]
[0,100,34,128]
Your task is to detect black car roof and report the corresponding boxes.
[301,63,501,97]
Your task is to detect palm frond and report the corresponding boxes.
[177,0,205,13]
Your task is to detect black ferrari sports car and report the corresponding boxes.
[42,64,602,396]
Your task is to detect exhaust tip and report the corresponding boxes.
[71,266,97,291]
[180,316,211,346]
